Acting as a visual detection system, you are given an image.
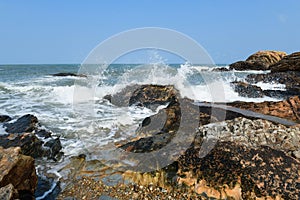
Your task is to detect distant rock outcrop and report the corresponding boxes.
[52,72,87,77]
[229,50,287,70]
[270,52,300,72]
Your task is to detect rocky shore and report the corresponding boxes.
[1,50,300,199]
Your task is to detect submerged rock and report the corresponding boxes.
[52,72,87,77]
[229,50,287,70]
[0,147,37,198]
[0,115,12,123]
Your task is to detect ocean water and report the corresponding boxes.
[0,63,285,197]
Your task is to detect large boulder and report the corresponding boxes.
[104,84,179,110]
[177,141,300,199]
[271,52,300,72]
[229,50,287,70]
[0,147,37,198]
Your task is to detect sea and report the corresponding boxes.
[0,63,286,198]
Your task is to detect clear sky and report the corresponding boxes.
[1,0,300,64]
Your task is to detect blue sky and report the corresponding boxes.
[0,0,300,64]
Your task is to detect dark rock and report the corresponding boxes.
[0,133,41,158]
[212,67,230,72]
[44,138,63,160]
[0,147,37,196]
[263,90,297,98]
[35,176,61,200]
[246,71,300,97]
[229,60,260,70]
[52,72,87,77]
[231,81,264,98]
[35,129,52,139]
[0,133,62,160]
[0,115,11,123]
[104,84,179,110]
[4,114,38,134]
[229,50,287,70]
[177,141,300,199]
[270,52,300,72]
[1,114,62,160]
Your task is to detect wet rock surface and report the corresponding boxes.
[104,84,179,111]
[4,114,38,134]
[0,115,12,123]
[229,50,287,70]
[1,114,62,160]
[0,147,37,198]
[231,81,264,98]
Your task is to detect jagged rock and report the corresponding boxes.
[247,71,300,96]
[0,115,62,160]
[270,52,300,72]
[0,147,37,197]
[52,72,87,77]
[0,115,11,123]
[229,50,287,70]
[229,96,300,123]
[4,114,38,134]
[177,141,300,199]
[0,184,18,200]
[197,117,300,160]
[0,133,62,160]
[104,84,179,110]
[231,81,264,98]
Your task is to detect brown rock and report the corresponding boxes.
[229,96,300,123]
[271,52,300,72]
[0,147,37,196]
[230,50,287,70]
[177,141,300,199]
[0,184,18,200]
